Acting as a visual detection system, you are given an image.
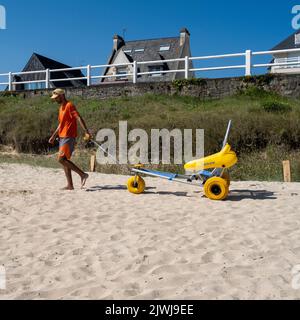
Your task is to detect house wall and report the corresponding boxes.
[103,51,133,83]
[7,74,300,100]
[271,52,300,74]
[104,51,180,83]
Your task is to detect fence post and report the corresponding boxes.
[185,56,189,79]
[282,160,291,182]
[87,65,91,87]
[133,61,137,84]
[245,50,252,76]
[45,69,50,89]
[90,155,96,172]
[8,72,12,91]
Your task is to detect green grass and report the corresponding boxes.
[0,152,60,169]
[1,90,300,181]
[231,146,300,181]
[1,147,299,182]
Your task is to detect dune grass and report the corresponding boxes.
[1,146,300,182]
[1,89,300,181]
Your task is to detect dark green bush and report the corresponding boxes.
[237,86,274,99]
[172,78,207,91]
[262,100,292,114]
[242,74,275,86]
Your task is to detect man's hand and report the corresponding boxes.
[49,136,56,145]
[49,125,60,145]
[84,131,93,142]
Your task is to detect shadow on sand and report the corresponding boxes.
[226,189,277,201]
[86,185,128,192]
[86,185,157,192]
[144,190,190,197]
[86,185,277,201]
[86,185,189,197]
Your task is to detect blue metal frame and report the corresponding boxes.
[130,167,218,188]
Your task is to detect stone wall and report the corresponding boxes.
[3,73,300,100]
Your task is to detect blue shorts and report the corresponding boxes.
[58,138,76,160]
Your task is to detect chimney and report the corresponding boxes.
[113,34,125,51]
[180,28,190,46]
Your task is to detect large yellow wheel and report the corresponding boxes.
[204,177,229,201]
[127,176,146,194]
[221,171,231,187]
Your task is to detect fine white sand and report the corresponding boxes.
[0,163,300,300]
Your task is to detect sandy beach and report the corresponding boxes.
[0,163,300,300]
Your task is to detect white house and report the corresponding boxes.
[270,30,300,74]
[102,28,194,83]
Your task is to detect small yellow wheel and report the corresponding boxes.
[204,177,229,201]
[127,176,146,194]
[221,171,231,187]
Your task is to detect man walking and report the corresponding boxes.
[49,89,91,190]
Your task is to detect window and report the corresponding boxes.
[24,82,46,90]
[295,33,300,45]
[148,65,164,77]
[116,67,128,80]
[134,48,145,53]
[159,45,170,51]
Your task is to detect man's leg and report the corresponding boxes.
[60,158,89,188]
[63,165,74,190]
[59,158,74,190]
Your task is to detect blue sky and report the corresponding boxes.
[0,0,298,78]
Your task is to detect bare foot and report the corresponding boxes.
[81,173,89,189]
[61,186,74,191]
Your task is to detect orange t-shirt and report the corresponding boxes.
[58,101,80,138]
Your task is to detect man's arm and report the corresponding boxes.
[69,103,92,139]
[49,125,60,144]
[77,115,92,138]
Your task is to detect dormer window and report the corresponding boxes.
[134,48,145,53]
[123,49,132,54]
[159,45,170,51]
[295,33,300,45]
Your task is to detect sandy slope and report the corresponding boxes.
[0,163,300,300]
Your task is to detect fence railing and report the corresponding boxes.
[2,48,300,91]
[273,56,300,69]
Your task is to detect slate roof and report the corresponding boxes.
[29,53,75,70]
[19,53,86,88]
[272,30,300,50]
[121,37,182,62]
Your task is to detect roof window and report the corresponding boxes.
[159,45,170,51]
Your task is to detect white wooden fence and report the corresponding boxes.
[1,48,300,91]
